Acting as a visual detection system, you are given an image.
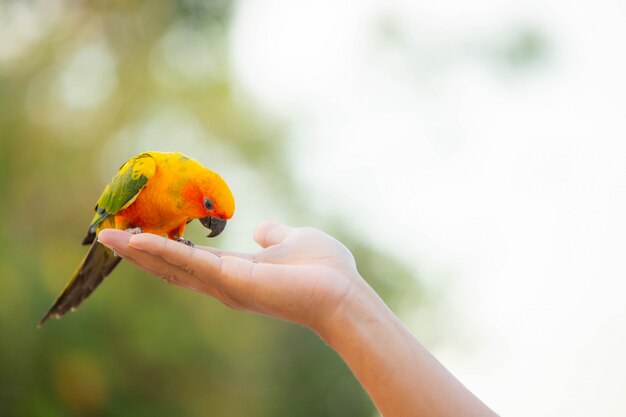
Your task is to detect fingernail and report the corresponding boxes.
[127,234,141,248]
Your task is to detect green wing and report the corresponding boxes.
[82,153,156,245]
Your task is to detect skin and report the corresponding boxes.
[98,221,499,417]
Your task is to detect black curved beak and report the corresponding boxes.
[199,216,227,238]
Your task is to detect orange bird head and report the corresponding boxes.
[180,168,235,237]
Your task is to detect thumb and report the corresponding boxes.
[254,221,293,248]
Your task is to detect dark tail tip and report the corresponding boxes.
[38,309,64,328]
[82,232,96,245]
[37,315,49,328]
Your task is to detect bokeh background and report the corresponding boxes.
[2,0,626,416]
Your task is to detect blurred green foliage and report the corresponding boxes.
[0,1,420,416]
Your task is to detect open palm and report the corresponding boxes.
[98,221,362,330]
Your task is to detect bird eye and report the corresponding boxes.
[203,197,214,211]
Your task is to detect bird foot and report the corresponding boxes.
[177,237,194,247]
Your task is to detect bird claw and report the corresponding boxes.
[177,237,194,247]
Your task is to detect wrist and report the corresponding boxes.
[313,275,393,349]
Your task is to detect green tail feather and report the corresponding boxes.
[38,240,121,327]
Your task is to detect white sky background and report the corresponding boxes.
[230,1,626,416]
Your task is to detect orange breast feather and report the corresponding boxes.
[113,160,201,238]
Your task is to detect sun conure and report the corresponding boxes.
[39,151,235,327]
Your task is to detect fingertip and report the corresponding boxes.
[253,220,278,240]
[97,229,131,248]
[254,220,292,248]
[253,220,278,246]
[127,232,164,251]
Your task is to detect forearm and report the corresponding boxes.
[315,278,498,417]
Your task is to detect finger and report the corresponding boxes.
[128,233,221,276]
[253,221,294,248]
[195,246,257,261]
[124,241,277,310]
[199,245,295,266]
[107,238,198,287]
[127,233,256,300]
[132,248,230,304]
[126,233,280,295]
[99,230,215,292]
[114,232,311,310]
[124,252,198,291]
[97,228,132,248]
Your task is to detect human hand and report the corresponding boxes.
[99,222,499,417]
[97,221,364,332]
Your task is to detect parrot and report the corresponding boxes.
[38,151,235,327]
